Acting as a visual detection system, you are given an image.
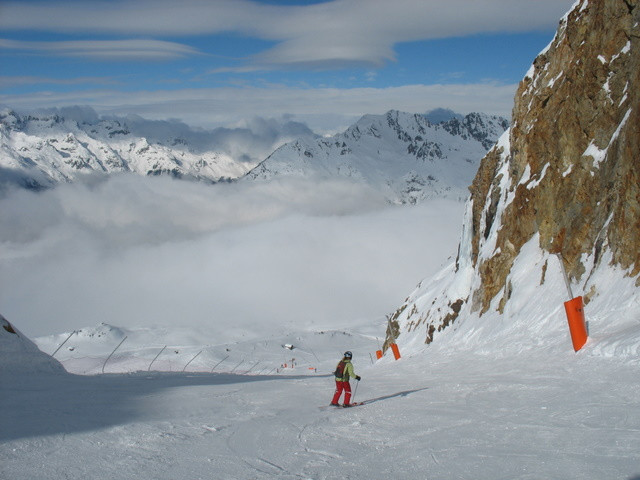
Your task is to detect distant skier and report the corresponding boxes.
[330,351,361,407]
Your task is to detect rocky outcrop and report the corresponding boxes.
[387,0,639,347]
[470,0,639,314]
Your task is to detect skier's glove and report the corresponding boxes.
[355,376,361,381]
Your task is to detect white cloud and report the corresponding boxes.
[0,175,464,338]
[2,82,517,132]
[0,76,118,88]
[0,38,203,61]
[0,0,266,35]
[0,0,576,68]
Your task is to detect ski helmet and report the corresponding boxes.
[344,351,353,358]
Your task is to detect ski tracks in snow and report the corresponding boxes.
[2,354,639,479]
[223,411,357,479]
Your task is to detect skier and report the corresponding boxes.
[330,351,361,407]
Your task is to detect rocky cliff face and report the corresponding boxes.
[471,0,639,313]
[386,0,639,349]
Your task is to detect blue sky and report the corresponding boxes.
[0,0,575,132]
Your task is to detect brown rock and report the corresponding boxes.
[471,0,640,314]
[387,0,640,347]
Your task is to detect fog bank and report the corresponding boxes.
[0,175,464,338]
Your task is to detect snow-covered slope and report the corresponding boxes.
[4,319,639,480]
[33,322,380,375]
[0,314,65,375]
[244,110,508,204]
[0,109,266,189]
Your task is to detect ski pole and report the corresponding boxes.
[352,379,359,403]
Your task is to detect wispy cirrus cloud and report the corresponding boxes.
[0,38,203,61]
[0,75,119,88]
[0,0,574,69]
[0,1,574,132]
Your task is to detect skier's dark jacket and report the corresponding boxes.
[334,359,357,382]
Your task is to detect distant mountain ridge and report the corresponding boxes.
[0,108,508,203]
[244,110,508,204]
[0,109,255,190]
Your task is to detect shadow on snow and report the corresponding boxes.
[358,387,429,405]
[0,370,315,442]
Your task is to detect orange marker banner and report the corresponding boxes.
[390,343,401,360]
[564,296,588,352]
[375,350,383,359]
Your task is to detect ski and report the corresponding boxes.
[319,402,366,410]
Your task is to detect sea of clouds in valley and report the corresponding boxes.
[0,174,463,338]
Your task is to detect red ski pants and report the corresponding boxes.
[332,380,351,405]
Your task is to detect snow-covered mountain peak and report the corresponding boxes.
[0,108,23,130]
[424,107,464,124]
[0,109,304,190]
[1,107,507,203]
[245,109,508,204]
